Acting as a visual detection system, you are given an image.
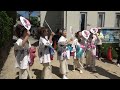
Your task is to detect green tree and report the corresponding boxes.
[25,11,34,20]
[16,13,21,20]
[30,16,39,27]
[0,11,13,48]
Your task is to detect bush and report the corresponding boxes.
[102,43,118,59]
[0,11,13,48]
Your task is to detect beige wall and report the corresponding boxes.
[66,11,120,39]
[40,11,120,39]
[40,11,47,27]
[104,11,115,27]
[86,11,97,29]
[66,11,80,39]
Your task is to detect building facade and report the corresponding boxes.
[40,11,120,39]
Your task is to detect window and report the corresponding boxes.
[97,12,105,27]
[80,12,87,31]
[115,13,120,28]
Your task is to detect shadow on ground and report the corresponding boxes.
[95,66,120,79]
[101,58,115,64]
[32,69,42,79]
[31,41,39,47]
[15,72,19,79]
[68,64,74,71]
[52,64,74,78]
[15,76,19,79]
[0,38,17,73]
[52,65,62,78]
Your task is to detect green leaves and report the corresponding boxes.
[0,11,13,48]
[30,16,39,27]
[102,43,118,59]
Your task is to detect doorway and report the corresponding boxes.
[80,12,87,31]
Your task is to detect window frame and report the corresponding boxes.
[97,12,105,27]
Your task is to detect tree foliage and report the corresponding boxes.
[25,11,34,20]
[0,11,13,48]
[30,16,39,27]
[16,13,21,20]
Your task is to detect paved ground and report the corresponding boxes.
[0,36,120,79]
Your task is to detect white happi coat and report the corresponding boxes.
[97,32,104,45]
[72,38,78,59]
[38,36,52,63]
[57,36,70,60]
[87,35,100,56]
[72,37,87,59]
[14,38,31,69]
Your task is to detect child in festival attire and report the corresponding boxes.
[38,27,55,79]
[57,29,73,79]
[86,28,100,72]
[72,31,87,73]
[14,17,33,79]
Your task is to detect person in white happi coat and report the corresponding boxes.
[86,28,100,72]
[96,28,104,60]
[72,30,89,73]
[38,27,55,79]
[57,29,73,79]
[14,24,32,79]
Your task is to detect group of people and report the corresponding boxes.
[14,17,120,79]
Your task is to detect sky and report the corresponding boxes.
[17,11,40,18]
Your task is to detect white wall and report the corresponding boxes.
[86,11,120,28]
[40,11,47,27]
[104,11,115,27]
[66,11,120,39]
[66,11,80,39]
[40,11,120,39]
[86,11,98,29]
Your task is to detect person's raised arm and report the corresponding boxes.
[49,32,55,43]
[22,30,30,47]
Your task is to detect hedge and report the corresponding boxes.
[101,43,118,59]
[0,11,13,48]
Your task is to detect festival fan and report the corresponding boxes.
[20,16,31,31]
[90,28,98,34]
[82,30,90,40]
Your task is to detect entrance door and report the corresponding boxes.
[80,12,87,31]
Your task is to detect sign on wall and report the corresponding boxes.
[101,29,120,43]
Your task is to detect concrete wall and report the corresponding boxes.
[66,11,80,39]
[86,11,119,29]
[86,11,98,29]
[104,11,115,27]
[40,11,47,27]
[66,11,120,39]
[40,11,120,39]
[40,11,64,33]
